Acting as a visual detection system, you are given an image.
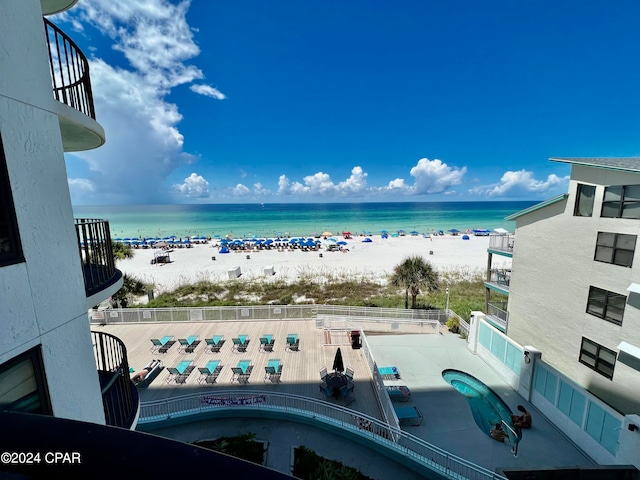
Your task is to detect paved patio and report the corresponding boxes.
[99,322,594,478]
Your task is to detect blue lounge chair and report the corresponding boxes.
[394,406,423,426]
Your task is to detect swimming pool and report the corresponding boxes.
[442,369,521,443]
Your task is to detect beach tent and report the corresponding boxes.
[462,235,470,240]
[219,247,230,254]
[362,237,373,243]
[448,229,460,236]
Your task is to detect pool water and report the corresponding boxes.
[442,369,521,443]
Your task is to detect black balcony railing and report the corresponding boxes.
[44,18,96,119]
[75,218,121,297]
[92,331,138,429]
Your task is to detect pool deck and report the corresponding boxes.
[100,322,594,478]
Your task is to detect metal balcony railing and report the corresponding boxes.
[75,218,120,297]
[487,269,511,288]
[44,18,96,119]
[488,234,514,253]
[92,331,138,429]
[486,303,509,330]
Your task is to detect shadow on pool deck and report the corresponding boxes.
[366,334,594,471]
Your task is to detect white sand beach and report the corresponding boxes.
[117,234,511,293]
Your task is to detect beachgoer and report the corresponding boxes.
[511,405,532,428]
[131,369,150,383]
[490,423,508,442]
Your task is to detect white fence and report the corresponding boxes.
[138,390,506,480]
[91,304,452,326]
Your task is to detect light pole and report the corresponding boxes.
[445,282,450,314]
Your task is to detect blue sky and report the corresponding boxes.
[58,1,640,205]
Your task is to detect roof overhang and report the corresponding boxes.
[626,283,640,294]
[504,194,568,221]
[617,341,640,372]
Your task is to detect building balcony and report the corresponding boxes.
[41,0,79,15]
[484,268,511,295]
[44,18,105,152]
[92,331,139,429]
[76,218,123,308]
[486,302,509,332]
[488,234,514,257]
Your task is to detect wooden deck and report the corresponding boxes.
[95,320,384,420]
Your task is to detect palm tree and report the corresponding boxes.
[111,240,134,261]
[390,256,439,309]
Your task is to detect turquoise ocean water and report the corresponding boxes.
[72,201,536,240]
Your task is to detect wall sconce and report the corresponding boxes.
[524,351,531,364]
[629,424,638,432]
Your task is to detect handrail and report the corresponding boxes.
[139,390,507,480]
[92,331,137,428]
[76,218,118,296]
[44,18,96,119]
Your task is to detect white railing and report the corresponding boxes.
[488,235,514,253]
[91,304,450,325]
[139,390,506,480]
[486,303,508,330]
[318,315,441,335]
[360,329,400,431]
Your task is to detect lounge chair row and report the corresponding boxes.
[163,359,284,385]
[150,334,300,355]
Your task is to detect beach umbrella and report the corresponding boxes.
[337,241,347,246]
[322,231,333,237]
[265,239,273,245]
[326,237,337,243]
[410,230,419,235]
[114,237,123,242]
[332,348,345,373]
[448,229,460,233]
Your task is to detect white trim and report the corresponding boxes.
[618,341,640,361]
[626,283,640,294]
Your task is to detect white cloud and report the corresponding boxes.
[190,84,226,100]
[336,166,367,193]
[232,184,250,196]
[471,170,569,197]
[253,183,269,195]
[277,175,291,195]
[68,178,96,195]
[173,173,210,197]
[409,158,466,194]
[60,0,224,204]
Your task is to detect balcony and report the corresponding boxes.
[92,331,139,429]
[488,234,514,257]
[44,18,105,152]
[41,0,79,16]
[486,302,509,332]
[76,218,123,308]
[484,268,511,295]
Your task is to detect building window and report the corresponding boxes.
[601,185,640,219]
[0,133,24,266]
[579,337,617,380]
[574,184,596,217]
[0,346,52,415]
[586,286,625,325]
[594,232,636,267]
